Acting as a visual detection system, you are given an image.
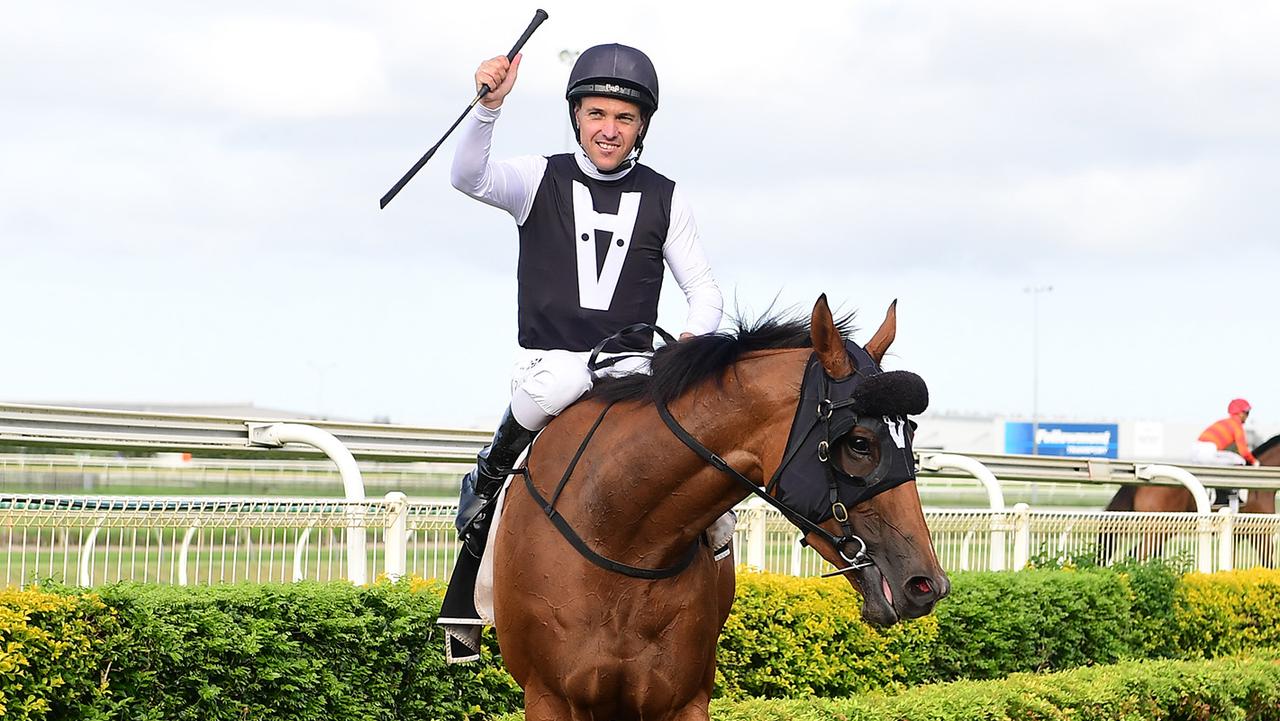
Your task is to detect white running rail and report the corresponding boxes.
[3,403,1280,587]
[4,494,1279,589]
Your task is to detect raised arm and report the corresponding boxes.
[449,55,546,224]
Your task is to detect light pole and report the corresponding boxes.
[1024,285,1052,455]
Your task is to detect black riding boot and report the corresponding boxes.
[456,407,536,557]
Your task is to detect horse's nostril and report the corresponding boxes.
[909,577,933,596]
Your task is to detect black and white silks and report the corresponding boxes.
[450,104,722,352]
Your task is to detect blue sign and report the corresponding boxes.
[1004,422,1118,458]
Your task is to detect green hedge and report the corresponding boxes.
[699,653,1280,721]
[1,581,520,721]
[95,581,521,720]
[716,571,938,697]
[718,564,1180,695]
[4,567,1280,719]
[0,590,120,721]
[716,565,1280,696]
[1173,570,1280,657]
[490,653,1280,721]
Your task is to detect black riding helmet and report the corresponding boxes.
[566,44,659,170]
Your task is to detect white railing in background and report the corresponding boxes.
[0,493,472,588]
[4,494,1279,589]
[0,402,489,585]
[0,403,490,461]
[3,402,1280,589]
[0,494,401,587]
[0,453,458,489]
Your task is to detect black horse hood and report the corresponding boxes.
[772,341,928,523]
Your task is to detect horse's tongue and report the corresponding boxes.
[881,575,894,606]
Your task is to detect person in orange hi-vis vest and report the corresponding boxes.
[1192,398,1257,506]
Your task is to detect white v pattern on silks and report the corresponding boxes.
[572,180,641,311]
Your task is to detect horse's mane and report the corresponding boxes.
[588,310,856,406]
[1253,434,1280,460]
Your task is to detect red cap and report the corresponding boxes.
[1228,398,1252,415]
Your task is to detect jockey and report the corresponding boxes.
[1193,398,1257,506]
[448,44,723,557]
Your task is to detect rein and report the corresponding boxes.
[522,399,702,580]
[656,387,874,577]
[524,323,899,581]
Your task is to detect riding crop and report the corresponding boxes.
[379,8,549,209]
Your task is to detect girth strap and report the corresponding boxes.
[523,400,701,580]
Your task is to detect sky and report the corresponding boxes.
[2,1,1278,437]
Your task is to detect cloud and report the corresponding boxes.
[163,16,392,119]
[4,0,1280,426]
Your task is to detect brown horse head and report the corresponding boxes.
[794,296,950,626]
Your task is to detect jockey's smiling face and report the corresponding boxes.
[574,96,644,172]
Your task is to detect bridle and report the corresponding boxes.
[658,397,876,575]
[656,352,883,577]
[524,325,916,579]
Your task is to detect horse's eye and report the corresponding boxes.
[847,437,872,455]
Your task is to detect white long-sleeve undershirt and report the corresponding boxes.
[450,104,723,338]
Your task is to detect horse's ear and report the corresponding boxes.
[866,299,898,365]
[811,294,853,378]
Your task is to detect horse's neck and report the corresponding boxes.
[585,350,803,560]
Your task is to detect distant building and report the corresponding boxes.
[918,411,1280,462]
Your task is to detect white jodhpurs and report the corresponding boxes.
[507,348,650,431]
[1190,441,1246,466]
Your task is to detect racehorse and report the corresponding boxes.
[1101,434,1280,565]
[1104,434,1280,514]
[490,296,949,721]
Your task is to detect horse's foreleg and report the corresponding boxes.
[660,695,711,721]
[521,686,578,721]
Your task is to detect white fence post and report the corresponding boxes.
[917,454,1006,571]
[791,532,804,577]
[746,500,767,571]
[1137,464,1213,573]
[293,524,315,582]
[1012,502,1031,570]
[990,511,1007,572]
[248,423,367,585]
[1217,507,1235,572]
[178,524,199,586]
[384,491,408,581]
[78,517,106,587]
